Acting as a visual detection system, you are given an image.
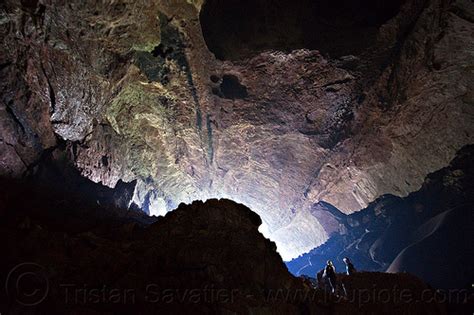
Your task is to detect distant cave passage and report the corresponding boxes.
[200,0,405,60]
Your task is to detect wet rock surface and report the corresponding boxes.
[1,0,473,260]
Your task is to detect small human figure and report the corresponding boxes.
[343,257,356,275]
[324,260,337,293]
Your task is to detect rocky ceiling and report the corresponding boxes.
[200,0,405,60]
[0,0,473,260]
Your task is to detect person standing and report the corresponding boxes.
[343,257,356,275]
[324,260,337,293]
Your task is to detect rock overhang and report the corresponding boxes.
[1,0,473,260]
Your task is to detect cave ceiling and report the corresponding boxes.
[0,0,473,259]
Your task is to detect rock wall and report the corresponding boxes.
[288,145,474,289]
[1,0,473,260]
[0,193,450,314]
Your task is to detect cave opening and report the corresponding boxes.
[200,0,406,60]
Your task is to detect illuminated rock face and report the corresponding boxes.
[287,145,474,289]
[1,0,473,260]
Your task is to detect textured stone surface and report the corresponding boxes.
[1,0,473,260]
[288,145,474,289]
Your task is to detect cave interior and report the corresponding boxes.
[0,0,473,313]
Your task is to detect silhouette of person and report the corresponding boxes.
[324,260,337,293]
[343,257,356,275]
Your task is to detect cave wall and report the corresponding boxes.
[287,145,474,289]
[0,0,473,260]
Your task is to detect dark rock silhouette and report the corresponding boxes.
[1,0,473,260]
[387,205,474,289]
[0,0,473,313]
[0,179,452,314]
[287,145,474,290]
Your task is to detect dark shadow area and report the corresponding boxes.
[134,13,189,85]
[0,145,469,314]
[213,74,248,99]
[200,0,406,60]
[0,182,457,314]
[0,142,154,229]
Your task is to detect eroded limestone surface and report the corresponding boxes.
[1,0,473,259]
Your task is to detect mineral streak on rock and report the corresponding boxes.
[0,0,473,260]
